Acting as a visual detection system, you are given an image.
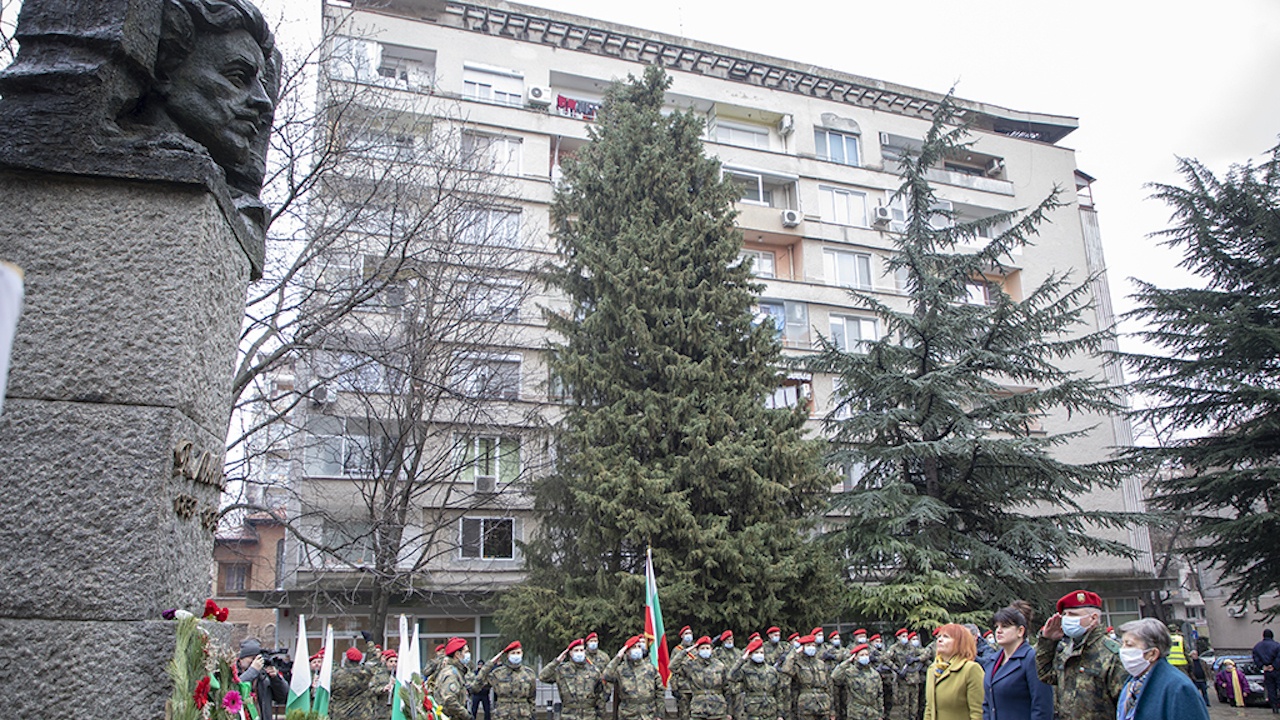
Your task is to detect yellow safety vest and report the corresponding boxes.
[1168,634,1188,666]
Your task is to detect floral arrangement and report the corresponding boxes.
[164,600,245,720]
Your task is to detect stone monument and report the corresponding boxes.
[0,0,278,715]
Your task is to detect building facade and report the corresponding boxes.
[249,0,1162,659]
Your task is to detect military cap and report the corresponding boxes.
[745,637,764,654]
[894,629,909,638]
[623,635,643,650]
[679,626,692,635]
[719,630,733,643]
[748,632,761,641]
[443,637,467,656]
[566,638,585,651]
[853,628,867,637]
[787,632,800,642]
[504,641,521,654]
[766,626,781,635]
[696,636,713,647]
[1055,589,1102,612]
[346,647,364,663]
[586,632,599,641]
[868,634,881,642]
[850,643,869,655]
[382,649,398,660]
[811,627,824,636]
[908,632,918,641]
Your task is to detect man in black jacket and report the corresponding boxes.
[1253,629,1280,714]
[237,638,290,720]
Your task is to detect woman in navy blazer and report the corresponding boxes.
[983,607,1053,720]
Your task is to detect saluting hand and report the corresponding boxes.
[1041,614,1064,641]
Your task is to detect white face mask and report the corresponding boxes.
[587,641,598,651]
[899,637,908,645]
[910,639,921,647]
[571,651,586,663]
[508,654,522,665]
[769,635,780,644]
[682,634,693,645]
[831,638,841,647]
[873,641,883,650]
[1061,616,1088,639]
[628,648,644,661]
[803,646,817,657]
[1119,647,1152,677]
[462,652,472,665]
[857,655,870,666]
[723,641,733,650]
[854,636,866,645]
[791,640,801,650]
[698,648,713,659]
[814,634,824,645]
[751,652,765,664]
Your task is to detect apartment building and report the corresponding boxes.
[251,0,1162,657]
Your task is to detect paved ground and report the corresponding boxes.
[1209,701,1276,720]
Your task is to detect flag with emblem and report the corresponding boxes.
[644,546,670,685]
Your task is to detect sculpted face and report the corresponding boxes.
[163,28,273,174]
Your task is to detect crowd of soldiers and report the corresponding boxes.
[322,589,1162,720]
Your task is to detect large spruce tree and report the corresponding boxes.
[1125,144,1280,618]
[495,67,840,655]
[807,100,1134,625]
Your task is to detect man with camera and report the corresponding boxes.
[237,638,290,720]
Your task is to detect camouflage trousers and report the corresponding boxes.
[888,682,917,720]
[677,692,692,720]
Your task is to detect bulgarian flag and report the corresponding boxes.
[644,547,670,686]
[391,615,412,720]
[286,613,312,713]
[313,624,335,717]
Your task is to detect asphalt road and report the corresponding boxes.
[1209,701,1275,719]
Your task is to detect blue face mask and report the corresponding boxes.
[508,654,522,665]
[1061,616,1088,639]
[629,648,644,661]
[857,655,871,666]
[803,646,817,657]
[698,648,713,659]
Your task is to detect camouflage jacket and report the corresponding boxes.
[1035,627,1125,720]
[539,657,603,711]
[763,641,788,669]
[885,644,926,685]
[603,656,664,720]
[330,663,381,720]
[476,661,538,719]
[728,658,784,720]
[831,660,882,720]
[437,658,474,720]
[683,655,730,718]
[669,645,695,695]
[779,651,832,714]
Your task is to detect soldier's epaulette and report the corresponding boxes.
[1102,636,1121,654]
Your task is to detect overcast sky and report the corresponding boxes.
[254,0,1280,350]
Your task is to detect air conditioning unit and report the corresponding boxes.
[780,209,802,228]
[1227,606,1248,618]
[475,475,497,494]
[777,114,795,136]
[872,205,893,227]
[311,384,336,405]
[986,158,1005,177]
[526,86,552,106]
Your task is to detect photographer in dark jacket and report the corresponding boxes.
[237,638,290,720]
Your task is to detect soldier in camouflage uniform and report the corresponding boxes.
[883,631,911,720]
[730,637,785,720]
[832,644,883,720]
[586,633,612,720]
[474,641,538,720]
[779,635,832,720]
[603,635,665,720]
[540,638,604,720]
[669,626,697,720]
[714,632,741,718]
[437,637,476,720]
[763,628,787,669]
[821,632,846,720]
[1035,590,1125,720]
[683,636,731,720]
[867,635,893,719]
[895,633,926,720]
[330,648,381,720]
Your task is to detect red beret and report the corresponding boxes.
[623,635,643,650]
[310,650,324,661]
[983,631,994,638]
[811,627,824,635]
[766,627,781,635]
[798,634,816,645]
[586,632,599,641]
[435,644,446,653]
[346,647,364,663]
[869,634,881,642]
[787,632,800,642]
[745,637,764,654]
[850,643,869,655]
[829,632,840,639]
[504,641,521,653]
[566,638,584,651]
[679,626,691,635]
[1106,626,1114,633]
[853,629,867,636]
[748,632,761,641]
[895,629,909,638]
[932,627,941,636]
[696,636,712,646]
[908,632,919,640]
[719,630,733,642]
[443,637,467,656]
[1056,590,1102,613]
[382,649,398,660]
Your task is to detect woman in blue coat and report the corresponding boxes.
[1115,618,1209,720]
[982,607,1053,720]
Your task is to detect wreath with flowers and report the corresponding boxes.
[163,600,257,720]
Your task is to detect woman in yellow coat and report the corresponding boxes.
[923,624,985,720]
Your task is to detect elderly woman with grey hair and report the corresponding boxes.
[1115,618,1209,720]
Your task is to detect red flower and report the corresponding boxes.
[222,690,244,714]
[216,607,229,622]
[202,599,220,619]
[193,676,211,709]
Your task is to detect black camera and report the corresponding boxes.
[261,649,293,677]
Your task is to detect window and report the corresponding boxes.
[454,356,520,400]
[754,300,810,348]
[218,562,250,596]
[883,192,951,232]
[461,133,522,175]
[714,120,770,149]
[304,416,395,477]
[766,374,812,411]
[459,206,521,247]
[322,520,375,565]
[818,186,868,227]
[814,128,861,166]
[965,280,998,306]
[722,167,797,209]
[314,351,391,394]
[345,127,420,162]
[823,249,872,289]
[462,64,523,106]
[832,460,871,492]
[725,169,769,205]
[830,315,878,353]
[1102,597,1141,629]
[457,435,520,490]
[460,517,515,560]
[465,277,522,321]
[738,249,776,278]
[329,36,379,83]
[375,43,435,91]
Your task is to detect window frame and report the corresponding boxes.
[822,248,873,290]
[713,119,771,150]
[459,516,516,560]
[818,185,869,227]
[814,128,861,166]
[738,248,777,278]
[829,314,879,354]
